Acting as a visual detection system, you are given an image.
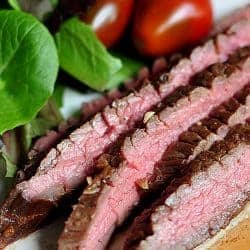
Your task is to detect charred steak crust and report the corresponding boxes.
[124,124,250,249]
[0,189,54,248]
[59,46,250,250]
[2,16,250,248]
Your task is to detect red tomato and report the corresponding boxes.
[133,0,212,56]
[81,0,134,48]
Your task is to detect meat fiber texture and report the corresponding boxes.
[146,85,250,193]
[58,48,250,250]
[108,87,250,250]
[125,125,250,250]
[1,11,250,250]
[15,58,169,184]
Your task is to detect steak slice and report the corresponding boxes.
[58,48,250,250]
[146,85,250,194]
[125,125,250,250]
[2,18,250,249]
[108,86,250,250]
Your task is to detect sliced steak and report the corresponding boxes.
[1,20,250,249]
[58,48,250,250]
[159,19,250,96]
[125,125,250,250]
[16,58,169,184]
[147,85,250,194]
[108,86,250,250]
[109,88,250,250]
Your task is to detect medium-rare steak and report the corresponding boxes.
[58,48,250,250]
[16,58,169,184]
[124,125,250,250]
[1,17,250,249]
[105,86,250,250]
[146,85,250,194]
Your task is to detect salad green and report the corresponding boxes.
[55,18,122,91]
[0,10,59,135]
[107,53,143,89]
[8,0,21,10]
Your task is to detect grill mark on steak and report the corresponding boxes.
[190,63,238,88]
[159,53,245,108]
[2,18,250,249]
[58,49,250,249]
[145,86,250,195]
[124,124,250,250]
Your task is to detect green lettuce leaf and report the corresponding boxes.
[55,18,122,91]
[0,10,59,134]
[0,130,19,178]
[107,53,143,89]
[2,153,17,178]
[0,147,14,201]
[8,0,21,10]
[21,98,64,152]
[50,83,64,108]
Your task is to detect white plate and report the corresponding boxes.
[6,0,250,249]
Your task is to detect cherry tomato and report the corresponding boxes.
[81,0,134,48]
[133,0,212,56]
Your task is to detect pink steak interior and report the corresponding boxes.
[142,144,250,249]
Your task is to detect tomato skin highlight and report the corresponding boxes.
[132,0,213,57]
[81,0,134,48]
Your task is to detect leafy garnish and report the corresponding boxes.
[0,154,15,201]
[8,0,21,10]
[39,95,64,125]
[0,130,19,178]
[21,97,63,153]
[51,83,64,108]
[107,53,143,89]
[8,0,58,20]
[0,10,59,134]
[55,18,122,91]
[0,92,63,179]
[2,153,17,178]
